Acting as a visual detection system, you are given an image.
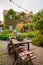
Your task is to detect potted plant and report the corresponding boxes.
[16,34,24,41]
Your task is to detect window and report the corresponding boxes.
[30,17,32,21]
[10,14,13,19]
[9,25,13,30]
[0,27,3,32]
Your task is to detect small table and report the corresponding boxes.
[10,39,32,50]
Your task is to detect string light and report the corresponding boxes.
[10,0,11,2]
[10,0,29,12]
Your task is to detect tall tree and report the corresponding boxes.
[32,9,43,31]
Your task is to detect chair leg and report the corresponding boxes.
[22,63,25,65]
[13,62,14,65]
[22,62,28,65]
[13,61,17,65]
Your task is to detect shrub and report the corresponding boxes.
[32,31,43,46]
[22,33,27,38]
[41,30,43,35]
[35,19,43,31]
[15,27,20,32]
[16,23,24,32]
[27,32,35,38]
[0,30,14,40]
[0,34,9,40]
[0,30,9,40]
[27,23,33,31]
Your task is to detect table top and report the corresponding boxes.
[10,39,32,44]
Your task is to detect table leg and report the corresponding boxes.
[28,42,29,51]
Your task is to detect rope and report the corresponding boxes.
[10,0,29,12]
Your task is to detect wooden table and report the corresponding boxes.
[8,38,34,65]
[10,39,32,50]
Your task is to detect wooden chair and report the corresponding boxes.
[9,38,35,65]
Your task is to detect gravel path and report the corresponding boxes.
[0,40,43,65]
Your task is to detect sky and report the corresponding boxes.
[0,0,43,21]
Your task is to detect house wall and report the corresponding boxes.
[3,9,33,29]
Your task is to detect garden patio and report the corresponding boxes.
[0,9,43,65]
[0,40,43,65]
